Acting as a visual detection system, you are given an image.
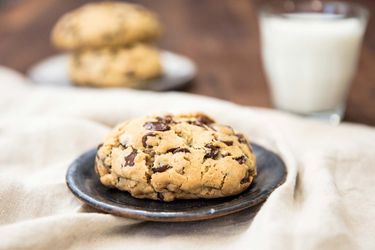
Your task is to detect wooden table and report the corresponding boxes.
[1,0,374,125]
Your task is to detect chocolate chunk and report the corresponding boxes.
[166,147,190,154]
[156,116,164,122]
[187,120,205,128]
[240,169,252,184]
[196,115,215,125]
[156,115,174,124]
[142,132,157,147]
[234,155,247,164]
[152,164,172,173]
[124,149,137,167]
[240,176,249,184]
[188,120,216,131]
[143,122,170,131]
[222,141,233,146]
[97,143,103,150]
[157,192,164,201]
[204,144,220,160]
[236,133,248,144]
[187,115,216,130]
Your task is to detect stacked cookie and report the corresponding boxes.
[51,2,163,88]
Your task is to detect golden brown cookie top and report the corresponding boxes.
[51,2,162,50]
[96,113,256,201]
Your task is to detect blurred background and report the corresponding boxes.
[0,0,374,125]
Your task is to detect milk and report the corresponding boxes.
[260,13,366,114]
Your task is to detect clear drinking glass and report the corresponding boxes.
[258,0,369,123]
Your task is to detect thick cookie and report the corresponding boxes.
[51,2,161,49]
[69,44,162,88]
[95,113,256,202]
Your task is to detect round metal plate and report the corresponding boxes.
[66,143,287,222]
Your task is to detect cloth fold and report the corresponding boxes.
[0,66,374,250]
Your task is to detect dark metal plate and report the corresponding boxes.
[66,143,287,222]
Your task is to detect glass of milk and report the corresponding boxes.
[259,0,369,123]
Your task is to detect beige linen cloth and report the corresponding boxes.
[0,66,375,250]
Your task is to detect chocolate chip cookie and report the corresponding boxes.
[69,44,162,87]
[51,2,161,50]
[95,113,256,202]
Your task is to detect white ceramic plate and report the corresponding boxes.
[27,51,197,91]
